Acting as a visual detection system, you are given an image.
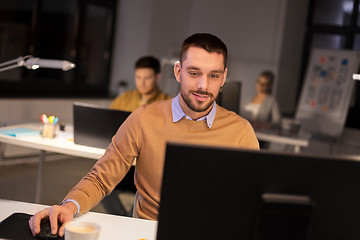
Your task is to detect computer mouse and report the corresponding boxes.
[35,217,64,240]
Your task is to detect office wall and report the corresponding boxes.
[109,0,154,97]
[0,99,111,126]
[0,0,308,124]
[109,0,309,114]
[277,1,309,114]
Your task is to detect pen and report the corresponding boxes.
[41,114,59,125]
[49,115,55,124]
[40,114,48,123]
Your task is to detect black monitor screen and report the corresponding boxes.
[73,102,131,149]
[157,143,360,240]
[216,81,241,114]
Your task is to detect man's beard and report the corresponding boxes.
[179,85,217,113]
[140,86,158,96]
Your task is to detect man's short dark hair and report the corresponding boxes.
[180,33,228,68]
[135,56,161,74]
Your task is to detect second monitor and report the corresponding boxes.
[73,102,131,149]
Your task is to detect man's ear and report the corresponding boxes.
[221,68,228,87]
[156,73,161,83]
[174,61,181,83]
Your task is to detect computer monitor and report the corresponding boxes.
[73,102,131,149]
[216,81,241,114]
[157,143,360,240]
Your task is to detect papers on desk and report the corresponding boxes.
[0,127,41,137]
[55,130,73,141]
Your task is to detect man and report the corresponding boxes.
[107,56,170,216]
[110,56,171,112]
[29,33,259,237]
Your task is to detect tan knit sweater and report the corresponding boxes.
[64,98,259,220]
[109,89,171,112]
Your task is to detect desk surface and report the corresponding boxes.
[0,199,158,240]
[255,128,312,147]
[0,123,105,160]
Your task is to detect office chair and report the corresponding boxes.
[101,166,136,216]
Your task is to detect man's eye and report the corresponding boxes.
[209,74,220,79]
[189,72,200,77]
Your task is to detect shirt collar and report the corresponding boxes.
[172,94,216,128]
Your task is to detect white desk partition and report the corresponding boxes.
[0,199,158,240]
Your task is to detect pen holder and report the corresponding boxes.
[41,123,56,138]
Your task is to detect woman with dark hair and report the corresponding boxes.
[243,70,281,129]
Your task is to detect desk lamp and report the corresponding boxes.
[0,55,75,72]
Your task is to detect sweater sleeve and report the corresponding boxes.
[62,108,143,215]
[240,120,260,150]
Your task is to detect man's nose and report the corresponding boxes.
[197,76,208,90]
[139,78,146,84]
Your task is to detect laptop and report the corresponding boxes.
[73,102,131,149]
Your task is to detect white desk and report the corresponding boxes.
[255,128,312,153]
[0,123,105,159]
[0,122,311,205]
[0,123,106,203]
[0,199,158,240]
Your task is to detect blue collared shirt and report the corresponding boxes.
[172,94,216,128]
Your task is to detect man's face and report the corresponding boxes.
[174,46,227,117]
[135,68,159,96]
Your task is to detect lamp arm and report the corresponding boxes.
[0,55,75,72]
[0,55,34,72]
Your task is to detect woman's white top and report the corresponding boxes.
[243,102,261,119]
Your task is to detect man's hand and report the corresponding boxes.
[28,203,75,237]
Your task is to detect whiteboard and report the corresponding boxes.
[295,48,360,137]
